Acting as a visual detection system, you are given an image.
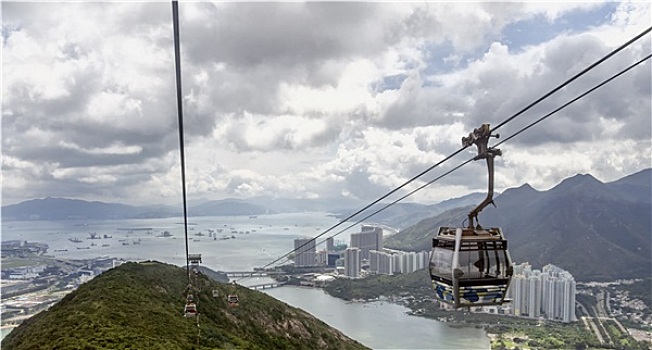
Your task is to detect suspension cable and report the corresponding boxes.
[307,51,652,254]
[494,53,652,148]
[172,0,191,285]
[237,46,652,281]
[236,145,469,281]
[491,26,651,134]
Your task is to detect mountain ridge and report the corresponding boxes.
[384,168,651,281]
[1,261,367,350]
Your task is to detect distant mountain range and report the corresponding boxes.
[0,192,480,226]
[3,169,650,282]
[0,197,269,221]
[384,168,652,282]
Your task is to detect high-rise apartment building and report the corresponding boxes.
[294,238,316,267]
[344,248,361,278]
[316,250,328,266]
[326,237,334,252]
[370,250,395,275]
[368,250,429,275]
[507,263,576,322]
[350,226,382,260]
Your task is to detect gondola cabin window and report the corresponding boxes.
[430,241,454,281]
[430,227,513,308]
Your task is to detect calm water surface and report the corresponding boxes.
[265,286,489,349]
[1,213,489,348]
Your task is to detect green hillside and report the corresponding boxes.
[384,170,652,281]
[2,261,367,350]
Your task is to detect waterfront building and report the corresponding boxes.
[370,250,379,272]
[350,226,382,260]
[294,238,316,267]
[344,248,361,278]
[369,250,395,275]
[326,237,334,252]
[317,250,328,266]
[368,250,429,275]
[507,263,577,322]
[392,254,401,274]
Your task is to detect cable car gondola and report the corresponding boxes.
[227,294,239,307]
[184,293,198,317]
[430,124,513,308]
[227,281,239,307]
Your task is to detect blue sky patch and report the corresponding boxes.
[371,73,408,93]
[502,2,618,52]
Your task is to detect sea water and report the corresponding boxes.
[0,213,489,349]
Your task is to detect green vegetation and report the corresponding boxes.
[488,322,598,349]
[2,261,367,350]
[324,271,432,301]
[323,270,650,350]
[614,278,652,310]
[488,319,650,350]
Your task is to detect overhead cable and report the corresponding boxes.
[491,26,652,134]
[494,53,652,148]
[236,28,652,282]
[172,0,191,284]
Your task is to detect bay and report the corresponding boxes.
[264,286,490,350]
[1,213,489,348]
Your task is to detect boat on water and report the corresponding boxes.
[157,231,173,237]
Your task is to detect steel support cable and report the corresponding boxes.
[491,26,652,134]
[235,146,470,282]
[172,0,191,285]
[493,53,652,149]
[309,52,652,252]
[236,29,652,283]
[265,157,476,268]
[242,52,652,276]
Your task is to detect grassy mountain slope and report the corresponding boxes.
[384,169,651,281]
[2,261,367,350]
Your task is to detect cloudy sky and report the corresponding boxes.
[2,1,650,207]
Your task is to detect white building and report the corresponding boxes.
[507,263,577,322]
[294,238,316,267]
[344,248,361,278]
[368,250,429,275]
[326,237,334,252]
[350,226,383,260]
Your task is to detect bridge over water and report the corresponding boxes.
[246,281,287,290]
[223,271,277,277]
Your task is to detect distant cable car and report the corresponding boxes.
[184,294,198,317]
[227,281,239,307]
[227,294,239,307]
[430,124,513,308]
